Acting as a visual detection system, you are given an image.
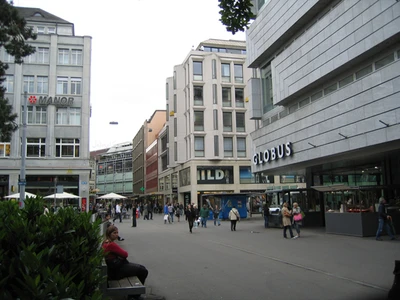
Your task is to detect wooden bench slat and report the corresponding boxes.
[127,276,143,286]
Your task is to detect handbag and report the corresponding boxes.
[293,213,302,222]
[106,257,129,270]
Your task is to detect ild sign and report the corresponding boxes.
[197,166,233,184]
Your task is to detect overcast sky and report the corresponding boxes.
[15,0,246,151]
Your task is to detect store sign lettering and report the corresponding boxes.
[28,95,74,106]
[253,142,292,165]
[197,166,233,184]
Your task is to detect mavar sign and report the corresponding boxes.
[253,142,293,165]
[28,95,74,106]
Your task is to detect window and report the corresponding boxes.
[234,64,243,83]
[324,83,337,95]
[166,83,169,100]
[311,90,323,102]
[223,112,232,132]
[194,86,203,106]
[236,112,245,132]
[193,61,203,81]
[37,26,45,34]
[194,111,204,131]
[299,97,310,108]
[375,53,394,70]
[71,49,82,65]
[56,108,81,125]
[56,138,80,158]
[213,109,218,130]
[222,87,232,107]
[224,137,233,157]
[173,71,177,89]
[194,136,204,157]
[221,63,231,82]
[26,106,47,124]
[355,65,372,79]
[174,142,177,161]
[173,94,177,113]
[23,76,35,93]
[214,135,219,156]
[3,51,14,62]
[235,88,244,107]
[339,74,354,88]
[289,103,298,114]
[0,143,11,157]
[37,47,49,64]
[4,75,14,93]
[261,64,274,112]
[58,49,69,65]
[213,84,218,104]
[25,52,36,63]
[37,76,48,94]
[71,78,82,95]
[212,59,217,79]
[48,27,56,34]
[237,137,246,157]
[26,138,46,157]
[174,118,177,137]
[57,77,68,94]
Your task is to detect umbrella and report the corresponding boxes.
[97,192,127,199]
[4,192,37,199]
[44,192,80,199]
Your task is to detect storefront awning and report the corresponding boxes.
[311,185,359,192]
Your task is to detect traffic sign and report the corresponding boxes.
[18,181,26,186]
[140,187,145,192]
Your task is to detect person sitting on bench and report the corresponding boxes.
[102,225,148,286]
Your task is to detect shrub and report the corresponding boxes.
[0,197,106,299]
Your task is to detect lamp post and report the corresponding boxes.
[19,91,27,208]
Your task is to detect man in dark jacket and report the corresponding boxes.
[185,205,197,233]
[375,197,396,241]
[263,204,270,228]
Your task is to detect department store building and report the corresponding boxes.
[247,0,400,236]
[0,7,92,210]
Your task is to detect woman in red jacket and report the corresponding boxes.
[102,225,148,284]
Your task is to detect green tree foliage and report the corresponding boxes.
[0,198,106,299]
[0,0,36,142]
[218,0,256,35]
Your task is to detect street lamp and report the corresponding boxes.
[19,91,27,208]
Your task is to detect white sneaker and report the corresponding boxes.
[292,236,298,239]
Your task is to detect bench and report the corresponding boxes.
[100,261,146,298]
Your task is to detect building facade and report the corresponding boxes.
[160,39,272,208]
[132,110,166,197]
[247,0,400,235]
[0,7,92,210]
[95,142,133,197]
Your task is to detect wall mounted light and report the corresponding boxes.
[379,120,389,127]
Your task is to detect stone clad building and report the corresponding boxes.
[0,7,92,209]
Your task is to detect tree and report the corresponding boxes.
[218,0,256,35]
[0,0,36,142]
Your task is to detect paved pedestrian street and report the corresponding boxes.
[109,214,398,300]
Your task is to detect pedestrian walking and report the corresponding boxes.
[168,203,175,223]
[282,202,295,239]
[200,204,210,228]
[375,197,396,241]
[263,203,269,228]
[143,203,149,220]
[175,206,181,222]
[113,202,122,223]
[228,206,240,231]
[213,205,221,226]
[185,204,196,233]
[292,202,302,238]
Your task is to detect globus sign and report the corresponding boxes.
[28,95,74,106]
[253,142,293,165]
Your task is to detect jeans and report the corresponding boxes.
[214,217,220,226]
[376,219,394,239]
[264,215,269,228]
[169,212,174,222]
[292,221,301,235]
[202,218,208,228]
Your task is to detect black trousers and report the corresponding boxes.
[188,219,194,232]
[113,212,122,222]
[109,262,148,284]
[230,220,237,231]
